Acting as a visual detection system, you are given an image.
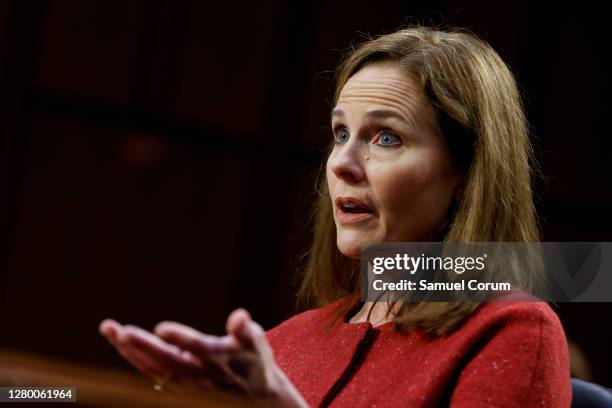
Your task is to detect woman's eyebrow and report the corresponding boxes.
[332,108,413,126]
[364,108,410,123]
[331,108,345,120]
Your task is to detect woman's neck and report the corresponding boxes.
[348,301,401,326]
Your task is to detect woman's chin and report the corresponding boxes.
[336,234,369,259]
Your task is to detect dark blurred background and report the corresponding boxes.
[1,0,610,389]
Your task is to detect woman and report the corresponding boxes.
[99,26,571,407]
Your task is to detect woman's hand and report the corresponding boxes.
[98,309,308,408]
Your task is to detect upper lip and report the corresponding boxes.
[335,196,374,212]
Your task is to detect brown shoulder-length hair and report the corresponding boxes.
[298,26,541,336]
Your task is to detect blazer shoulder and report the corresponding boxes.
[461,297,568,350]
[474,297,563,327]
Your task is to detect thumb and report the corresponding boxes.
[226,309,271,357]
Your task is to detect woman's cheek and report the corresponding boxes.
[326,167,338,207]
[373,162,445,240]
[372,158,429,207]
[372,175,417,231]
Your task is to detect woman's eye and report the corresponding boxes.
[334,129,350,144]
[374,131,401,146]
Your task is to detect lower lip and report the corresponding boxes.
[338,210,374,224]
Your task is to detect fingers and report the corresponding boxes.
[226,309,252,348]
[226,309,273,359]
[119,342,168,379]
[108,328,168,379]
[98,315,275,398]
[99,319,121,342]
[154,321,239,357]
[154,321,254,393]
[99,319,202,387]
[226,309,251,333]
[119,324,203,375]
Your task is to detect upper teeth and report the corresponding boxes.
[344,203,355,209]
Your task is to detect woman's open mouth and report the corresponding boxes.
[336,197,375,224]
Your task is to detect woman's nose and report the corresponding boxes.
[328,143,367,184]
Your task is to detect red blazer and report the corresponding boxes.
[266,297,571,407]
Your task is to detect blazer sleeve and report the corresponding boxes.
[449,302,571,408]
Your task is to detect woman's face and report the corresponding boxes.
[327,63,463,258]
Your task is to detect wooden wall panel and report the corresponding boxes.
[172,0,279,134]
[1,113,250,363]
[39,0,146,105]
